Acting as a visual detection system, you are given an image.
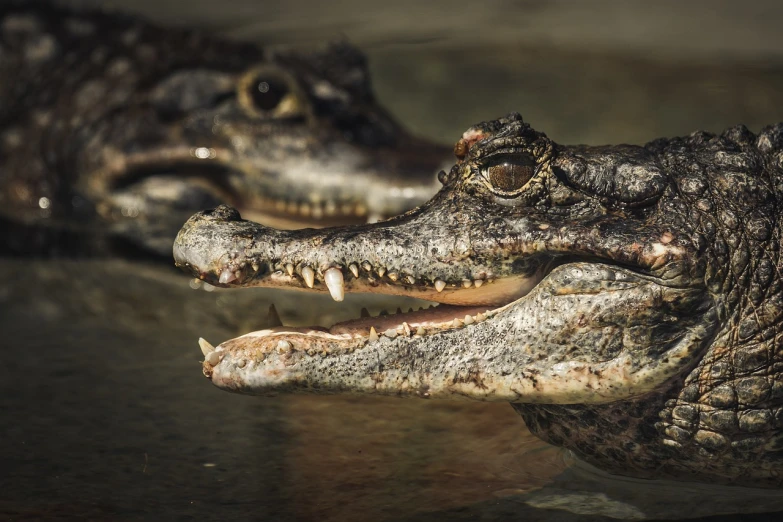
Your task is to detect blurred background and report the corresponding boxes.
[2,1,783,520]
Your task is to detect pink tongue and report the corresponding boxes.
[329,304,492,335]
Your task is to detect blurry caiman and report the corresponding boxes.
[174,113,783,488]
[0,2,448,257]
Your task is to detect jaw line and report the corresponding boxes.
[204,267,548,362]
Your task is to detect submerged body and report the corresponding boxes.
[0,2,448,256]
[175,113,783,488]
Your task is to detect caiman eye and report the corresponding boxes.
[238,66,308,119]
[480,153,537,196]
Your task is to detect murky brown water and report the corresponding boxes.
[3,1,783,520]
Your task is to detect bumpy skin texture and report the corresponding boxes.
[174,113,783,488]
[0,1,447,256]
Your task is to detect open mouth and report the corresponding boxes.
[197,256,554,365]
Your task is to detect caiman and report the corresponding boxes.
[173,113,783,488]
[0,2,448,257]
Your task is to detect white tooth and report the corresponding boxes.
[377,267,386,277]
[384,328,398,339]
[474,279,484,288]
[464,315,475,325]
[285,263,294,276]
[198,337,215,357]
[369,327,379,342]
[276,340,292,353]
[388,272,399,281]
[405,275,416,285]
[434,279,446,292]
[415,326,425,336]
[236,359,246,368]
[452,318,463,328]
[301,266,315,288]
[462,280,472,288]
[251,262,259,272]
[402,322,411,337]
[349,263,359,278]
[219,268,236,284]
[205,351,220,366]
[361,261,372,272]
[324,268,345,302]
[476,312,487,322]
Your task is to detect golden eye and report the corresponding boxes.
[481,154,536,195]
[238,66,308,119]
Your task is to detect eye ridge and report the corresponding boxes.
[481,153,537,195]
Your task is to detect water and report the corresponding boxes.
[3,1,783,520]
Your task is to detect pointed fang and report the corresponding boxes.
[349,263,360,278]
[369,327,379,342]
[301,266,315,288]
[198,337,215,357]
[434,279,446,292]
[219,268,236,284]
[324,268,345,302]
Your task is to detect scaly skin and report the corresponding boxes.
[0,1,448,256]
[174,113,783,488]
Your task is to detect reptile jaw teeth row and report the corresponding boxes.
[198,304,497,365]
[216,261,492,302]
[292,263,489,301]
[262,197,369,218]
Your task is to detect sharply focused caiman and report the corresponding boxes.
[174,113,783,488]
[0,2,448,256]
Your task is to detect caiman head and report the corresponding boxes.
[0,3,448,255]
[174,112,714,400]
[174,113,783,486]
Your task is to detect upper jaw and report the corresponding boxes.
[172,201,540,303]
